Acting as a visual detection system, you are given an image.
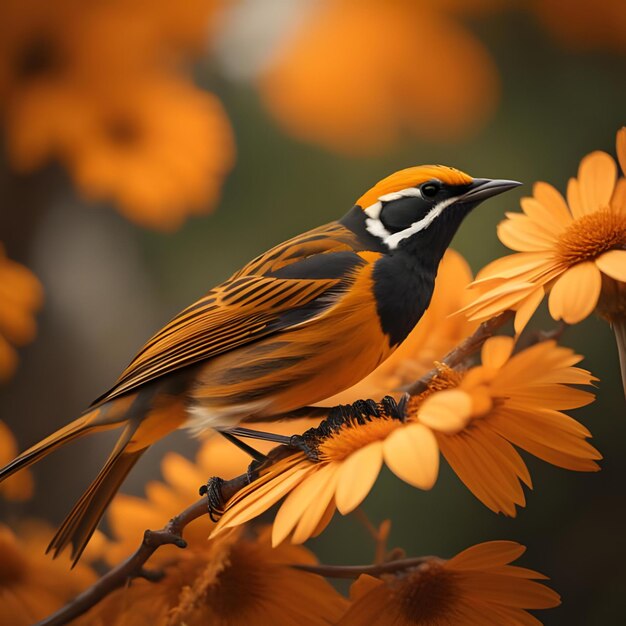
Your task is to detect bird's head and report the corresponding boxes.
[352,165,521,259]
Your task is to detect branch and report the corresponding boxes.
[293,556,442,579]
[36,497,207,626]
[406,310,513,396]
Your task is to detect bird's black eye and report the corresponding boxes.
[420,182,440,198]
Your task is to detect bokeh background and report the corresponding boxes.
[1,1,625,623]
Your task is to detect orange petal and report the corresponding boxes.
[383,423,439,489]
[514,287,545,335]
[419,389,473,433]
[520,197,567,235]
[596,249,626,282]
[498,217,553,252]
[335,442,384,514]
[577,150,617,214]
[533,181,573,224]
[447,540,525,570]
[481,336,514,369]
[548,262,601,323]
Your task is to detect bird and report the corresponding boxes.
[0,165,520,563]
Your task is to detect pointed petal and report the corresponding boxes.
[548,262,601,323]
[447,540,525,571]
[617,127,626,176]
[514,287,545,335]
[533,181,573,224]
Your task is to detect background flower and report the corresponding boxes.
[339,541,560,625]
[0,245,42,382]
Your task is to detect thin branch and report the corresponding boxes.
[293,555,442,579]
[406,311,513,395]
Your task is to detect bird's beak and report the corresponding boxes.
[460,178,522,202]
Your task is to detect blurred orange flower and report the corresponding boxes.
[461,130,626,331]
[0,522,96,626]
[259,0,499,154]
[338,541,559,625]
[213,336,599,545]
[0,421,34,502]
[0,0,235,230]
[91,526,347,626]
[0,245,43,382]
[530,0,626,54]
[325,249,478,405]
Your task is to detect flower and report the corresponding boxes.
[0,522,96,626]
[258,0,499,154]
[213,337,599,545]
[323,249,478,405]
[0,244,43,382]
[90,526,347,626]
[0,421,34,501]
[338,541,560,625]
[461,129,626,331]
[63,74,235,231]
[0,0,235,230]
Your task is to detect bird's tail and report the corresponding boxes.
[0,391,187,565]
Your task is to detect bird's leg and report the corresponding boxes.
[218,430,267,463]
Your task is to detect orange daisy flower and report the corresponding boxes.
[0,245,43,382]
[91,526,347,626]
[324,249,478,405]
[258,0,499,154]
[213,337,599,545]
[0,421,34,502]
[461,129,626,332]
[0,522,96,626]
[338,541,559,625]
[64,75,235,232]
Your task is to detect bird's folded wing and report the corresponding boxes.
[89,251,365,408]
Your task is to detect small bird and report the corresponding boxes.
[0,165,519,562]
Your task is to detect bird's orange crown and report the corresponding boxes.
[356,165,473,209]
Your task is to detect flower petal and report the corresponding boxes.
[617,127,626,176]
[335,442,384,514]
[383,423,439,489]
[577,150,617,215]
[481,336,514,370]
[596,249,626,282]
[419,389,473,433]
[548,262,601,323]
[447,540,525,571]
[513,287,545,335]
[533,181,573,225]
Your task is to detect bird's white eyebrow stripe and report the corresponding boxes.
[363,185,457,250]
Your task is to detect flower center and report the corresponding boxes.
[103,115,143,148]
[406,363,462,419]
[556,207,626,265]
[392,561,459,623]
[16,33,63,81]
[318,416,400,462]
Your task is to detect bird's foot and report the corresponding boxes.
[200,477,226,522]
[288,434,319,462]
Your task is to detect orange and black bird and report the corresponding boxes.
[0,165,519,562]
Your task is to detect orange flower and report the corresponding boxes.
[0,245,43,382]
[324,249,478,405]
[530,0,626,54]
[1,0,235,230]
[213,337,599,544]
[63,75,235,231]
[90,526,347,626]
[461,130,626,331]
[338,541,559,625]
[0,522,96,626]
[0,421,34,501]
[258,0,499,154]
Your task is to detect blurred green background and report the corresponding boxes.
[1,4,625,624]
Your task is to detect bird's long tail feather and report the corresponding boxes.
[47,423,145,565]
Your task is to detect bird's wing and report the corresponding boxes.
[90,241,366,409]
